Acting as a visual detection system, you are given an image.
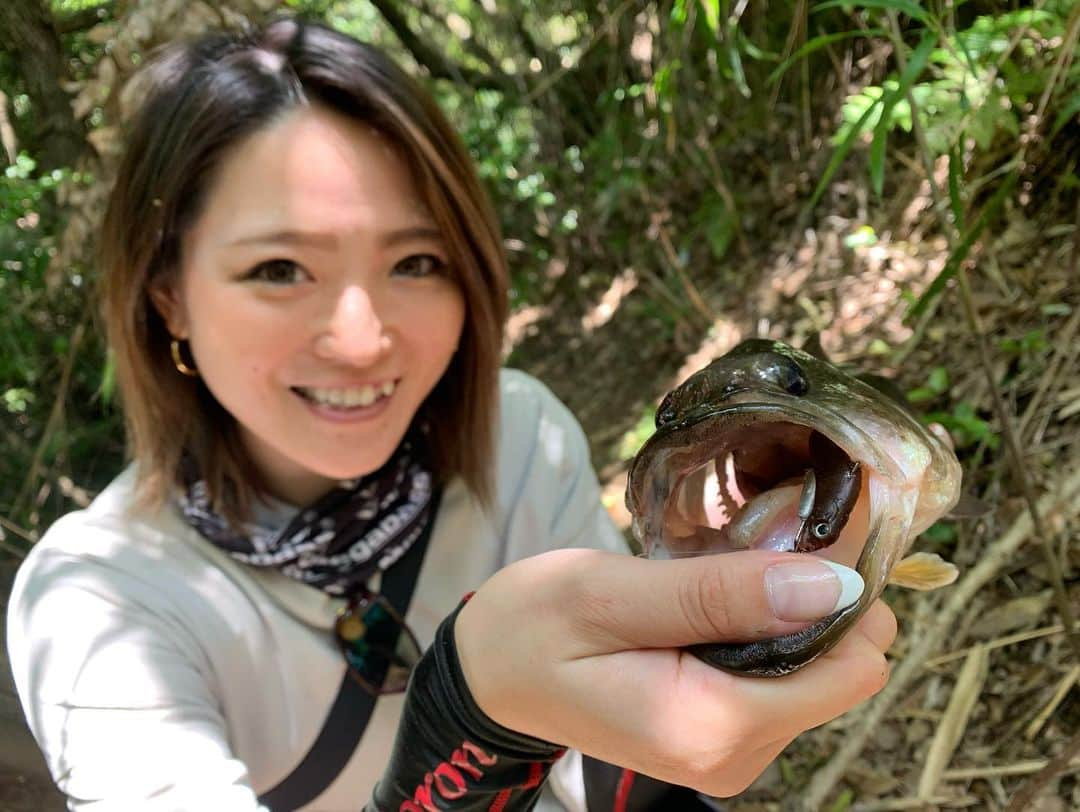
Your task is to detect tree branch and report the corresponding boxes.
[367,0,515,93]
[53,1,114,35]
[0,0,85,170]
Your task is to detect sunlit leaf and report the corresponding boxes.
[870,31,936,197]
[843,225,878,247]
[699,0,720,35]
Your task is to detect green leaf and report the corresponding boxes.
[907,166,1019,321]
[767,29,886,87]
[699,0,720,35]
[727,33,752,98]
[98,352,116,404]
[826,788,855,812]
[928,366,949,393]
[907,387,936,403]
[922,521,957,544]
[844,225,878,248]
[618,408,658,459]
[805,96,885,214]
[1051,92,1080,137]
[812,0,929,25]
[869,31,936,197]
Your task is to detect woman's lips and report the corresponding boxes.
[291,382,396,423]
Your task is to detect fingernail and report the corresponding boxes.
[765,560,864,622]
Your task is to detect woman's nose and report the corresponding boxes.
[315,285,391,365]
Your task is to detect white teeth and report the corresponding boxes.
[301,381,396,408]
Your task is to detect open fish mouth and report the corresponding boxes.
[656,417,867,560]
[628,399,895,562]
[625,339,962,676]
[627,400,895,676]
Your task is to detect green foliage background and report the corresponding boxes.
[2,0,1079,544]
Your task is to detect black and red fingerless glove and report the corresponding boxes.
[367,600,564,812]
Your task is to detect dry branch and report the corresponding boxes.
[1023,665,1080,741]
[1004,727,1080,812]
[916,644,989,799]
[800,465,1080,810]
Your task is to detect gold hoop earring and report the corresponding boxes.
[170,339,199,377]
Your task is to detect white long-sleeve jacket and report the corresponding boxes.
[7,369,625,811]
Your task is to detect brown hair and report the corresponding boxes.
[101,17,507,523]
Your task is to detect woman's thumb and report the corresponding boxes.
[557,548,864,654]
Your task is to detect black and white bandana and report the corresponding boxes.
[176,431,437,597]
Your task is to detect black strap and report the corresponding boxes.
[259,491,442,811]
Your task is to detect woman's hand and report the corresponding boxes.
[455,548,896,798]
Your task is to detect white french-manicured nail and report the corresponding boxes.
[820,559,865,612]
[765,559,865,622]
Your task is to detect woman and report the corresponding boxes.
[7,17,894,811]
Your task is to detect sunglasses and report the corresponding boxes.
[334,590,422,696]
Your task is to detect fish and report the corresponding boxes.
[624,338,963,677]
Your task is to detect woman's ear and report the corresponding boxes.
[148,276,189,339]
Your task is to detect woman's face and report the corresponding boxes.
[152,105,465,505]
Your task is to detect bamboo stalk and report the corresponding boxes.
[1024,665,1080,741]
[917,645,990,799]
[801,467,1080,810]
[923,624,1065,668]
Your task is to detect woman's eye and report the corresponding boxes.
[394,254,448,278]
[247,259,306,285]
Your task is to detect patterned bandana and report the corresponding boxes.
[176,430,437,597]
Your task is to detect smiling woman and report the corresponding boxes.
[100,20,506,524]
[150,107,466,506]
[6,16,899,812]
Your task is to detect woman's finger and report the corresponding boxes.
[676,605,892,738]
[537,548,865,656]
[850,598,898,653]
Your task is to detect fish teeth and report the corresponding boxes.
[301,381,396,408]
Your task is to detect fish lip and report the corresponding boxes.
[626,397,895,676]
[628,397,902,518]
[687,603,863,677]
[653,397,891,469]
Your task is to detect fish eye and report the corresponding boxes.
[656,395,679,427]
[812,522,830,538]
[756,354,809,396]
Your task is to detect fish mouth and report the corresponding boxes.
[627,399,895,676]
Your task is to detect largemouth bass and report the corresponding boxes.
[625,339,963,676]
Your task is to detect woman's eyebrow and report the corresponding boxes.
[225,225,444,249]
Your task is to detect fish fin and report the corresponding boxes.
[948,493,993,518]
[888,552,959,590]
